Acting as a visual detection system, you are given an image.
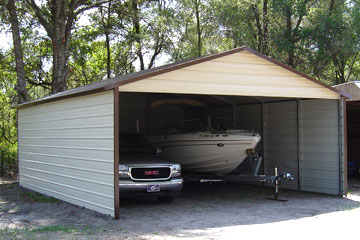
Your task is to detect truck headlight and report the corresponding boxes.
[119,165,130,178]
[172,164,181,177]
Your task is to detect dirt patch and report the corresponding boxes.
[1,178,360,239]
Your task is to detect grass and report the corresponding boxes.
[0,228,37,240]
[31,225,79,233]
[0,225,99,240]
[19,192,59,203]
[5,184,16,190]
[31,225,102,235]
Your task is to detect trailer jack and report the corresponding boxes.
[266,167,293,201]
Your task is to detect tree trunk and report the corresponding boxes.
[28,0,106,93]
[262,0,269,55]
[51,0,70,94]
[0,150,4,177]
[195,0,202,57]
[7,0,30,104]
[329,0,335,13]
[132,0,145,70]
[102,1,112,79]
[252,4,263,53]
[331,55,345,84]
[148,39,163,69]
[105,31,111,78]
[285,5,294,67]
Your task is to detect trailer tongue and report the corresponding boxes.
[183,152,294,201]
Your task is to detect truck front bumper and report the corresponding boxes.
[119,177,183,197]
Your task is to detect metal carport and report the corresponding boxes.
[17,47,348,219]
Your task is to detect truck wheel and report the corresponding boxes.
[158,196,174,203]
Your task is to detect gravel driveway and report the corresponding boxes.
[1,178,359,240]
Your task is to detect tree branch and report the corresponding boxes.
[293,0,309,40]
[73,1,110,18]
[0,127,17,145]
[26,0,53,38]
[27,78,52,90]
[346,53,358,82]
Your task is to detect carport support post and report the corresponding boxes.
[340,97,347,196]
[114,89,120,219]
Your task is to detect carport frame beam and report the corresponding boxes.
[114,89,120,219]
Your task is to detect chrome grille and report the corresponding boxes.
[130,167,171,180]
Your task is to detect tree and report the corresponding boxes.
[112,0,175,70]
[1,0,29,103]
[216,0,271,55]
[169,0,223,61]
[250,0,270,55]
[0,47,18,176]
[272,0,315,67]
[305,0,359,84]
[26,0,108,93]
[99,1,113,79]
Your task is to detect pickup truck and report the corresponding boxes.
[118,134,183,203]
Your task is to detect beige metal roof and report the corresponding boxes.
[17,47,346,109]
[118,50,341,99]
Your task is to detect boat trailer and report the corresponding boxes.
[184,151,294,201]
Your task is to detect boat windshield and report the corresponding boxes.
[156,119,204,135]
[213,117,237,133]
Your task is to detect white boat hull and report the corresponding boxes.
[147,131,261,175]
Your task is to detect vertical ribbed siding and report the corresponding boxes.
[299,99,340,194]
[18,91,115,216]
[264,101,299,190]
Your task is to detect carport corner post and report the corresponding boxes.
[341,97,348,196]
[17,108,20,185]
[114,88,120,219]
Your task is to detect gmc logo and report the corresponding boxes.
[144,170,159,176]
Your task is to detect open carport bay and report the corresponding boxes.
[1,178,359,239]
[119,92,345,194]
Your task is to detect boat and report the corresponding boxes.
[147,119,261,175]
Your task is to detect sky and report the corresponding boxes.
[0,31,12,51]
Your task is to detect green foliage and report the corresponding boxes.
[19,192,60,203]
[0,47,18,177]
[0,225,98,239]
[31,225,80,233]
[170,0,228,61]
[302,0,360,84]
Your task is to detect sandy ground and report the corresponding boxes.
[1,178,360,240]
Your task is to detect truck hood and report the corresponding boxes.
[119,152,176,166]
